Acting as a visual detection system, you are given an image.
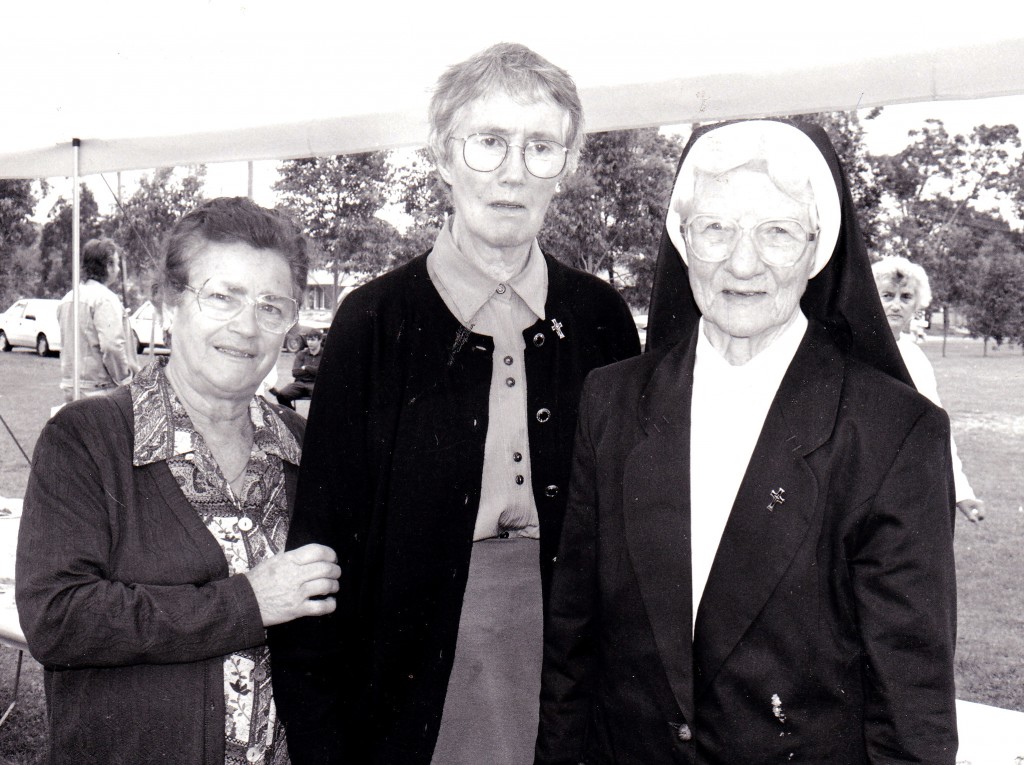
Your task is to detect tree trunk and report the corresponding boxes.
[942,306,949,358]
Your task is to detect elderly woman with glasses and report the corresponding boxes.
[536,120,958,764]
[17,197,340,765]
[270,43,639,765]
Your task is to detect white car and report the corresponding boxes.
[129,300,169,353]
[0,298,62,356]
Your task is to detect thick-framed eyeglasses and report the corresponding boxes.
[451,133,568,179]
[682,214,818,268]
[180,279,299,334]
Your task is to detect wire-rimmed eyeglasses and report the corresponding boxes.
[682,214,818,268]
[450,133,568,179]
[180,279,299,334]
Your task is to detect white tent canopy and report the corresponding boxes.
[2,0,1024,179]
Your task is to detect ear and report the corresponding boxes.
[436,158,455,187]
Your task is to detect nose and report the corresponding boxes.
[725,230,765,277]
[496,144,528,183]
[227,300,262,336]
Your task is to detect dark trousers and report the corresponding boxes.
[274,381,314,410]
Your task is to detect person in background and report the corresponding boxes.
[536,119,957,764]
[17,197,340,764]
[270,43,639,765]
[272,330,323,409]
[57,238,138,401]
[873,255,986,522]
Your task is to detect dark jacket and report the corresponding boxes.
[15,387,304,765]
[535,323,958,765]
[270,252,640,764]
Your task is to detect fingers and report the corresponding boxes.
[300,576,341,600]
[286,543,338,564]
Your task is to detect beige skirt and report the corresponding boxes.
[430,537,543,765]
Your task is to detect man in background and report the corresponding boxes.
[57,238,137,402]
[272,329,323,409]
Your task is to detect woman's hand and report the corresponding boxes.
[956,498,986,523]
[245,543,341,627]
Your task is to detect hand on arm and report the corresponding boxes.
[245,543,340,626]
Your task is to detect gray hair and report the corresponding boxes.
[427,42,585,175]
[871,255,932,309]
[161,197,309,306]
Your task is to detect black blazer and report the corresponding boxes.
[536,322,958,765]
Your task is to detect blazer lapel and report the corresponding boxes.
[622,333,698,720]
[693,323,844,694]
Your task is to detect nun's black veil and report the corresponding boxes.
[646,119,912,386]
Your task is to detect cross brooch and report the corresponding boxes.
[551,318,565,339]
[767,487,786,511]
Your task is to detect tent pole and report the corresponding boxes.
[71,138,81,401]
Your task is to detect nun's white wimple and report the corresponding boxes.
[665,120,841,277]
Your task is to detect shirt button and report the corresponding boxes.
[496,283,507,294]
[513,452,523,462]
[677,723,692,741]
[246,747,262,762]
[532,332,545,347]
[237,517,253,532]
[515,475,525,485]
[536,407,551,423]
[506,377,516,387]
[544,484,559,498]
[504,355,513,365]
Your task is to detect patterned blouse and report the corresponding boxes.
[131,358,301,765]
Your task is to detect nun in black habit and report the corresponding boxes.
[535,119,958,764]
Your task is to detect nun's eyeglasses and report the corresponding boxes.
[180,279,299,334]
[682,215,818,268]
[450,133,568,179]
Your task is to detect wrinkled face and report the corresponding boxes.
[875,274,919,336]
[437,91,568,261]
[165,241,292,402]
[686,168,816,346]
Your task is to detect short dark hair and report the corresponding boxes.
[82,239,118,282]
[160,197,309,306]
[428,42,585,175]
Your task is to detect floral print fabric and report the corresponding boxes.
[132,359,300,764]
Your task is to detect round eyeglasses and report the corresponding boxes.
[451,133,568,179]
[682,214,818,268]
[180,279,299,334]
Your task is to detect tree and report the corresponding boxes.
[798,109,885,252]
[37,185,103,297]
[106,166,207,304]
[963,233,1024,354]
[390,148,452,268]
[540,128,681,309]
[0,179,42,306]
[275,152,402,304]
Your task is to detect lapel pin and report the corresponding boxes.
[550,318,565,339]
[767,487,786,511]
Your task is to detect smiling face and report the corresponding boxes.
[875,273,920,339]
[164,241,293,405]
[686,167,817,359]
[437,91,568,271]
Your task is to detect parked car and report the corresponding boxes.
[0,298,62,356]
[128,300,170,354]
[633,313,648,349]
[283,309,333,353]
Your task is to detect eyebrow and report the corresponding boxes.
[473,126,564,142]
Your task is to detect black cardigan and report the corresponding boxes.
[270,252,640,764]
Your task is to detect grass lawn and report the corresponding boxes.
[1,337,1022,761]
